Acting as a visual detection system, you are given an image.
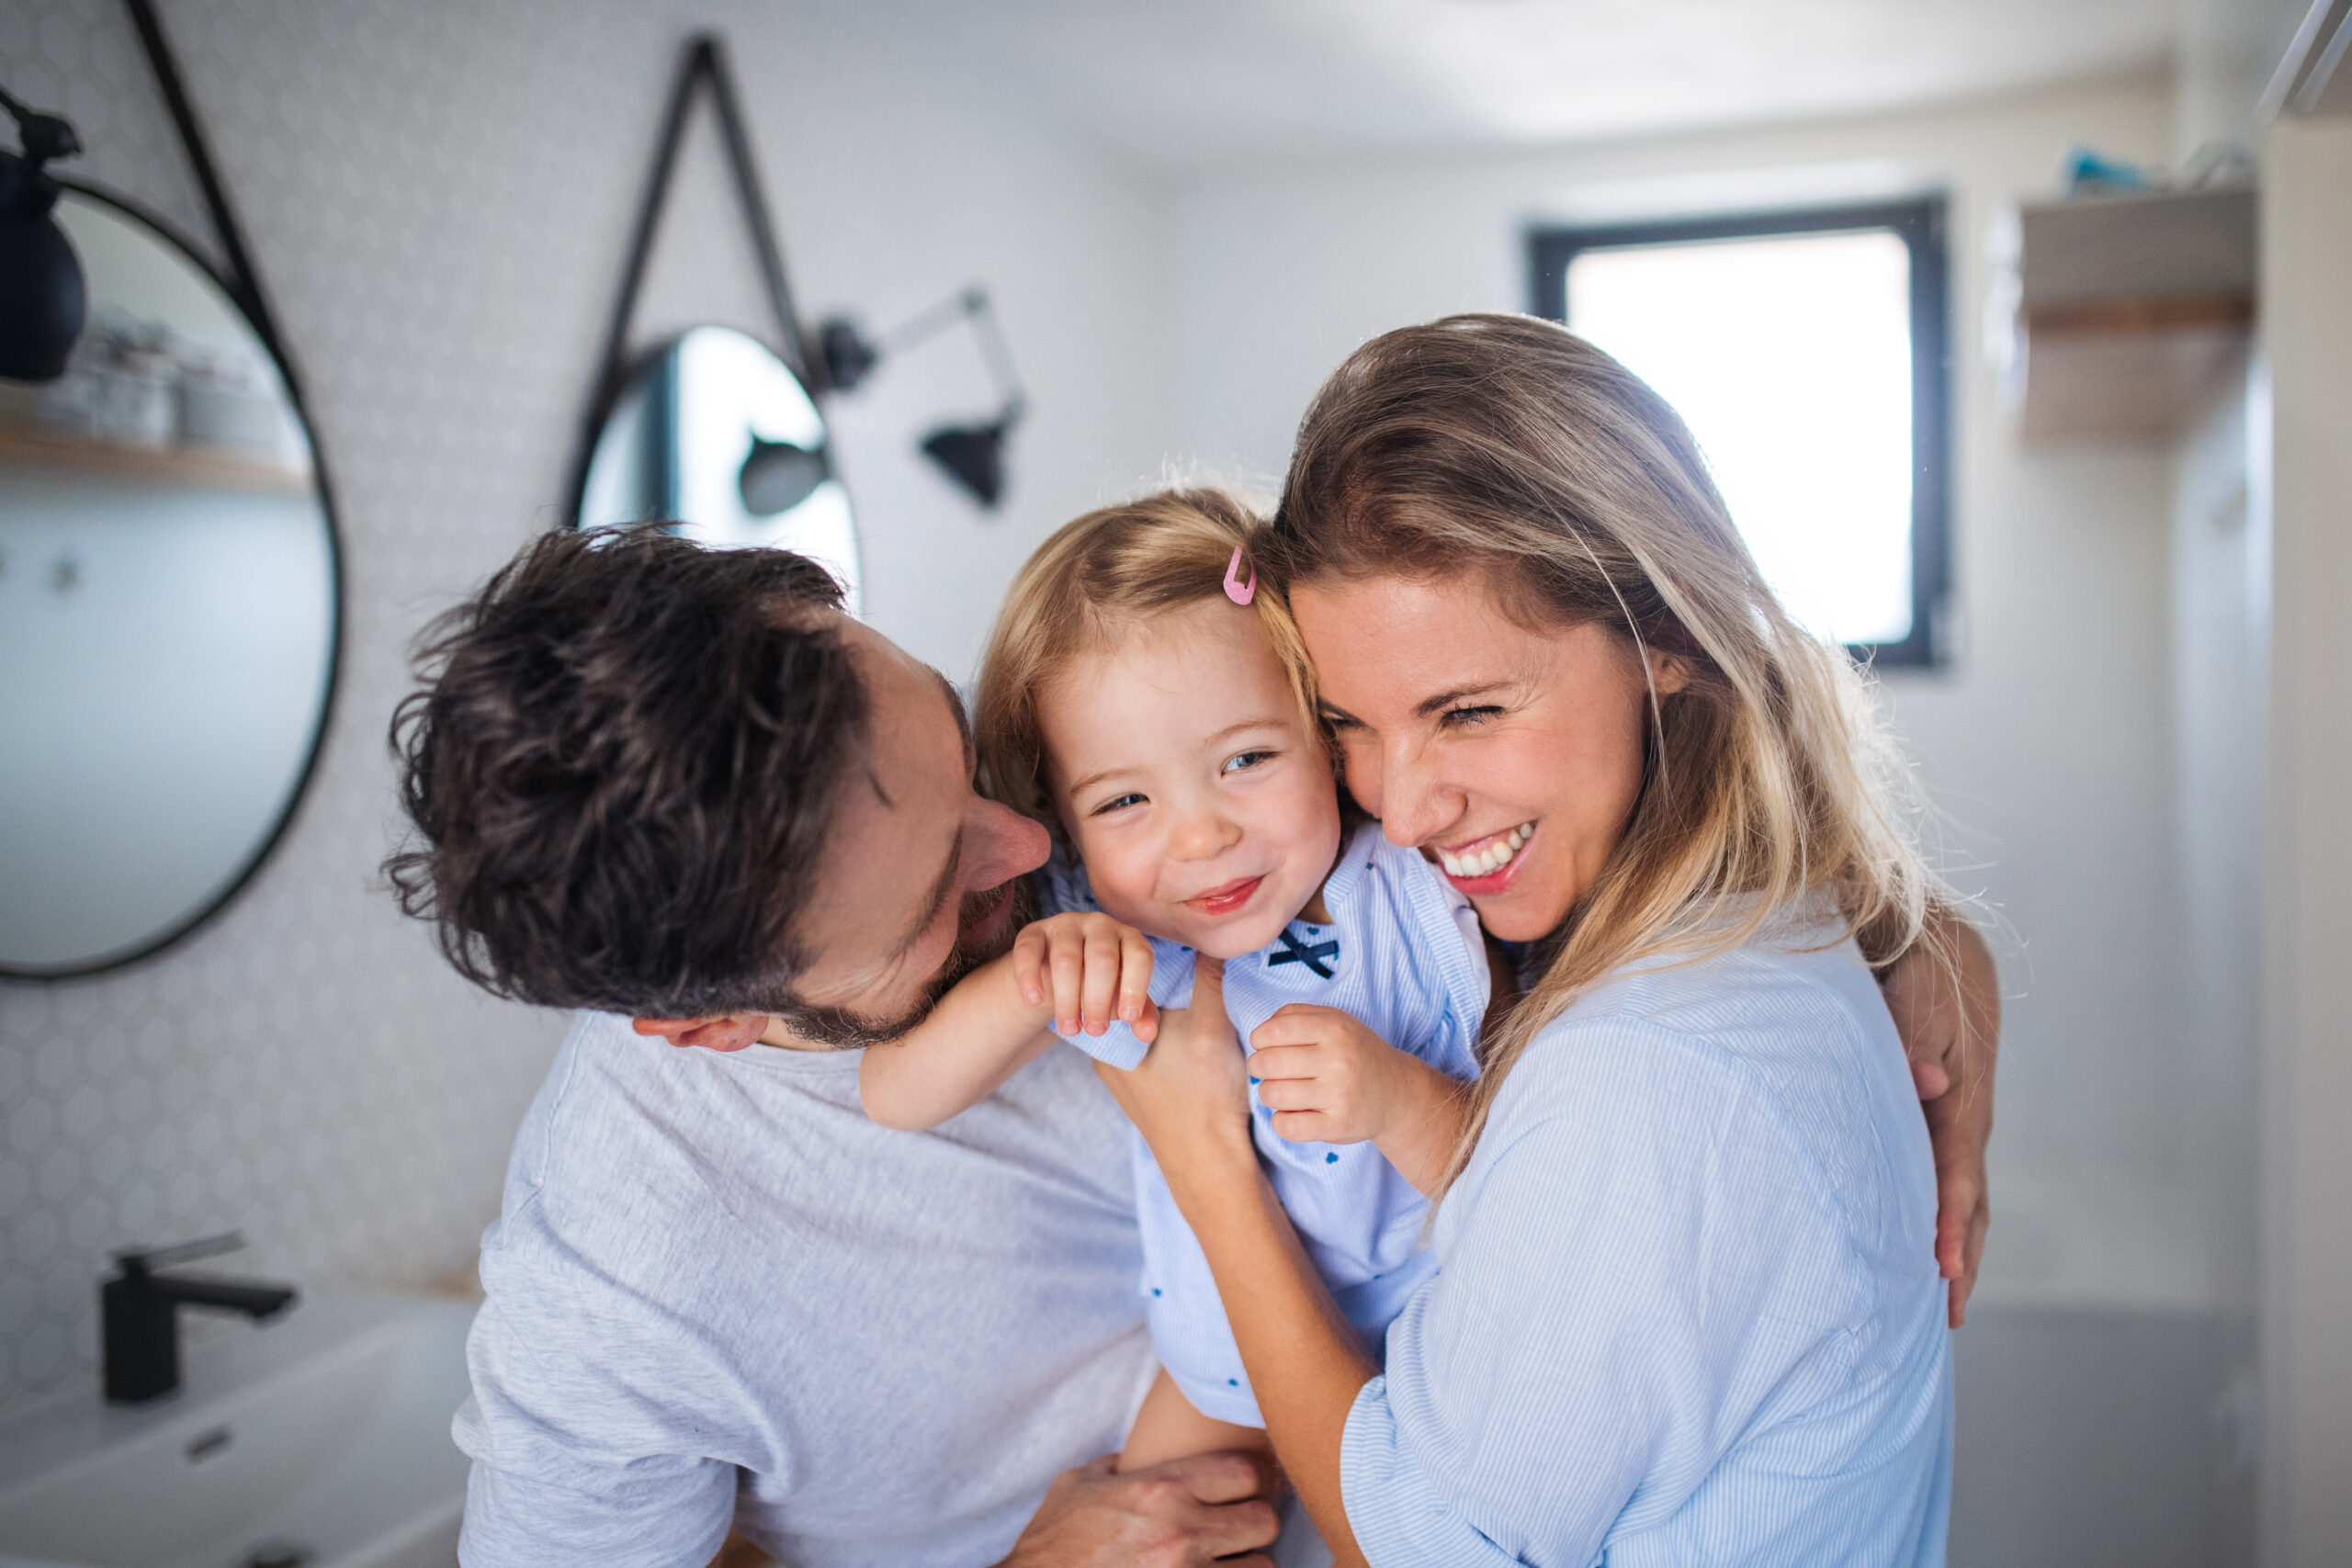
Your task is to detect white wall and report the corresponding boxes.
[2257,106,2352,1568]
[0,0,1171,1409]
[1167,74,2241,1315]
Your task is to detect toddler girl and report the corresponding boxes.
[860,488,1504,1469]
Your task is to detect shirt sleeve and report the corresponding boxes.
[453,1182,767,1568]
[456,1429,733,1568]
[1339,1016,1860,1568]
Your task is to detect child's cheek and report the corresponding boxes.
[1072,824,1161,931]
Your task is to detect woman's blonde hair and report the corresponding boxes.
[976,487,1317,831]
[1261,313,1953,1196]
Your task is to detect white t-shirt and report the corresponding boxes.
[453,1010,1157,1568]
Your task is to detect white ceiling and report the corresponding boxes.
[824,0,2185,173]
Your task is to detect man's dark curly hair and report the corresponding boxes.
[384,525,863,1017]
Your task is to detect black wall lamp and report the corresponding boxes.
[817,288,1027,509]
[573,33,1031,522]
[0,82,87,383]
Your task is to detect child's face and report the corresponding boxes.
[1040,598,1341,961]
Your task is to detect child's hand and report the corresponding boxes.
[1247,1003,1442,1146]
[1012,913,1160,1043]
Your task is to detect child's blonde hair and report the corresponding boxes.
[976,487,1317,831]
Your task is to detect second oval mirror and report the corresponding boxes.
[577,325,860,611]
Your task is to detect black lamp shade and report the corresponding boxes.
[0,194,84,383]
[921,419,1011,509]
[738,435,832,517]
[818,319,879,395]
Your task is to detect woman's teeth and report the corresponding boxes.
[1437,822,1532,879]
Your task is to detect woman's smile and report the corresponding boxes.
[1430,821,1535,893]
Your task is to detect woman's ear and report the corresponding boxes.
[1646,647,1693,697]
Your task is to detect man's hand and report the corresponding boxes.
[1012,913,1159,1043]
[1882,914,2001,1328]
[997,1453,1279,1568]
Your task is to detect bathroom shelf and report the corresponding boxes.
[2015,186,2256,444]
[0,423,312,497]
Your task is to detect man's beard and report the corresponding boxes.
[771,874,1038,1051]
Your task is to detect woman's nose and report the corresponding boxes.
[968,798,1050,891]
[1377,742,1460,849]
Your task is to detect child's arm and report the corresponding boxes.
[859,911,1159,1131]
[1244,1005,1472,1197]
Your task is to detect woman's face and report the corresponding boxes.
[1292,571,1684,942]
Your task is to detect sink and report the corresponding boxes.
[0,1292,475,1568]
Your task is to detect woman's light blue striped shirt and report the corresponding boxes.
[1340,923,1953,1566]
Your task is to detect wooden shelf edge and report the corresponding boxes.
[0,423,313,499]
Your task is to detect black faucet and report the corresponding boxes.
[101,1232,298,1404]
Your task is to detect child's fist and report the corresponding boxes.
[1247,1003,1426,1145]
[1012,913,1159,1042]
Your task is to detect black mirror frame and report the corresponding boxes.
[0,3,345,980]
[561,33,822,535]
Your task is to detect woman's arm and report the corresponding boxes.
[1092,961,1378,1568]
[1880,907,2000,1325]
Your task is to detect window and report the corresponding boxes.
[1529,198,1950,667]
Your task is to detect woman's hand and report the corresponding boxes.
[1012,912,1160,1042]
[1881,912,2000,1327]
[1091,958,1256,1198]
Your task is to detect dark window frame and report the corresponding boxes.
[1528,197,1951,669]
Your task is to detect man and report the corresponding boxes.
[389,526,1996,1566]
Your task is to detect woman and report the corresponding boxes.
[1100,314,1994,1566]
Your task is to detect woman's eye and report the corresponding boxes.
[1321,712,1359,732]
[1442,705,1504,728]
[1221,750,1276,775]
[1091,793,1147,816]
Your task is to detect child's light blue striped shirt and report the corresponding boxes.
[1037,819,1488,1426]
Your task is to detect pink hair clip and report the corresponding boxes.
[1223,546,1257,606]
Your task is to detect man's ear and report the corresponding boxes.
[631,1014,769,1053]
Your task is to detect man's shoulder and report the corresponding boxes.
[503,1010,1134,1275]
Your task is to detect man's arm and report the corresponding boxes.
[1881,907,2000,1327]
[996,1453,1280,1568]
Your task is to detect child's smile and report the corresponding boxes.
[1038,597,1341,960]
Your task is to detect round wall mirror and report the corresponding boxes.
[0,187,340,978]
[577,324,860,611]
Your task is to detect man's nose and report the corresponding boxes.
[969,798,1050,890]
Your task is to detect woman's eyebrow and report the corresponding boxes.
[1413,682,1510,717]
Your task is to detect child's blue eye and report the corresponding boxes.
[1091,793,1147,815]
[1222,750,1275,775]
